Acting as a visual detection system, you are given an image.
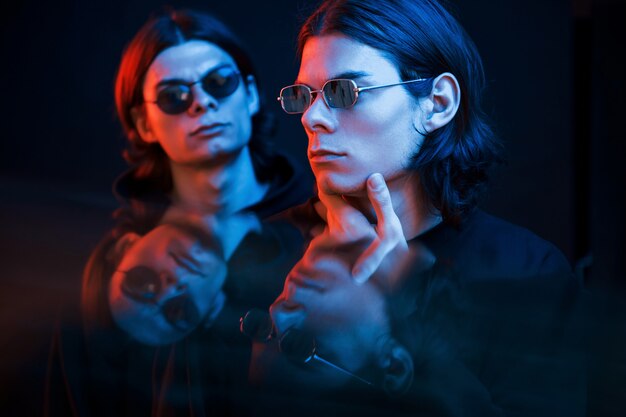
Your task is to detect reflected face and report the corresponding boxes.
[298,34,424,196]
[141,40,258,165]
[109,223,227,345]
[270,256,390,387]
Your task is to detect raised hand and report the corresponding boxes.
[351,173,409,283]
[316,173,409,284]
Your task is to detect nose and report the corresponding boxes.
[301,91,336,136]
[164,272,188,292]
[187,83,219,116]
[269,297,306,338]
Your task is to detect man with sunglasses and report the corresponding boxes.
[250,0,585,416]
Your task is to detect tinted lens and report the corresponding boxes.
[201,67,240,99]
[323,79,357,108]
[280,85,311,114]
[155,85,193,115]
[120,266,162,303]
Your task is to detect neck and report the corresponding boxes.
[344,173,441,241]
[213,212,262,259]
[168,146,269,215]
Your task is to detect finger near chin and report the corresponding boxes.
[367,173,393,217]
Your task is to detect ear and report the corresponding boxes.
[106,232,142,266]
[244,74,260,117]
[379,338,414,396]
[130,106,158,143]
[415,72,461,134]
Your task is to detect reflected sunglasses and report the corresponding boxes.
[277,77,427,114]
[117,266,201,329]
[145,66,242,115]
[240,309,374,386]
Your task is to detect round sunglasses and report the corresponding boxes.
[277,77,427,114]
[146,66,242,115]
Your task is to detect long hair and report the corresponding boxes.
[299,0,501,224]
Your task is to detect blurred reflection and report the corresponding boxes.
[108,222,227,345]
[47,8,309,417]
[249,236,430,398]
[249,216,586,416]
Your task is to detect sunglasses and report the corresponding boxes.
[277,77,427,114]
[240,309,374,386]
[119,265,161,304]
[118,266,201,329]
[146,66,242,115]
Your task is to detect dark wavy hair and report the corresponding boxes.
[299,0,501,225]
[115,8,277,190]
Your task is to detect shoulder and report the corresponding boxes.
[269,197,324,241]
[249,153,314,219]
[474,210,570,272]
[429,209,572,280]
[111,168,170,233]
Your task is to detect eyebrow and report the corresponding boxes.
[294,70,371,86]
[154,64,233,88]
[168,249,204,276]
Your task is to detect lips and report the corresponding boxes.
[308,149,345,163]
[288,273,326,292]
[161,293,201,331]
[190,123,228,137]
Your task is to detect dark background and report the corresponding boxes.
[1,0,624,415]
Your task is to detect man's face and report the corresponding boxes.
[140,40,258,166]
[109,223,227,345]
[297,34,425,196]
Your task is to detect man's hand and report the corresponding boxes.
[317,173,409,284]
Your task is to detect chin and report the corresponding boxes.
[317,174,367,197]
[180,145,246,168]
